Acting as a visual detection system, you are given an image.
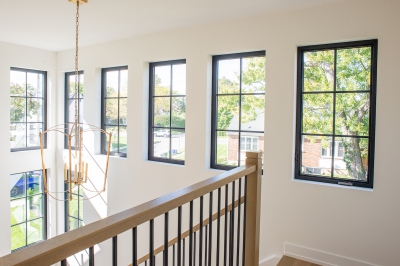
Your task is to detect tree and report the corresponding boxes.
[303,47,371,181]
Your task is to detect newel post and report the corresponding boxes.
[244,151,262,266]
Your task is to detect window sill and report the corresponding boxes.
[292,177,373,192]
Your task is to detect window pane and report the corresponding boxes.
[154,65,171,96]
[106,71,119,97]
[119,126,127,154]
[27,99,43,122]
[27,195,43,220]
[216,131,238,166]
[79,196,83,220]
[27,171,43,195]
[120,70,128,97]
[242,57,265,93]
[303,50,335,92]
[119,98,127,125]
[11,173,26,199]
[335,92,370,136]
[11,224,26,250]
[241,95,264,132]
[217,95,239,130]
[10,97,26,123]
[171,97,185,128]
[253,138,258,151]
[27,219,44,245]
[11,198,26,225]
[334,137,368,181]
[105,99,119,125]
[105,126,118,152]
[336,47,371,91]
[27,123,41,147]
[218,59,240,94]
[302,93,333,134]
[79,74,84,97]
[69,217,79,231]
[239,135,263,166]
[153,128,170,159]
[10,71,26,97]
[67,99,75,123]
[171,129,185,161]
[154,97,170,127]
[10,123,26,149]
[27,72,43,97]
[69,196,79,218]
[172,64,186,95]
[301,136,332,177]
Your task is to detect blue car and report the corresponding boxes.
[10,172,41,197]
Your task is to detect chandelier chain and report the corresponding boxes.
[75,1,80,127]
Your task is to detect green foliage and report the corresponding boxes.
[303,47,372,180]
[10,83,41,122]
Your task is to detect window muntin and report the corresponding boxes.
[64,184,83,231]
[65,71,84,149]
[211,51,266,170]
[295,40,377,188]
[10,170,46,251]
[10,68,46,151]
[101,66,128,157]
[149,60,186,164]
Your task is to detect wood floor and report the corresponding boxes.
[277,255,321,266]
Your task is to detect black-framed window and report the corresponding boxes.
[295,39,377,189]
[211,51,265,170]
[101,66,128,157]
[10,68,46,152]
[10,170,47,251]
[64,184,83,232]
[149,60,186,164]
[65,71,84,149]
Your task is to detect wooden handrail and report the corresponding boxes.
[134,196,245,265]
[0,164,256,266]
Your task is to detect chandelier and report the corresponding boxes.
[39,0,112,201]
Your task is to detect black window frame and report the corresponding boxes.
[149,59,186,165]
[64,183,83,232]
[10,67,47,152]
[10,170,47,252]
[64,71,84,149]
[101,66,128,158]
[211,51,266,170]
[294,39,378,189]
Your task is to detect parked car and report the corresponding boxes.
[154,130,170,137]
[10,172,40,197]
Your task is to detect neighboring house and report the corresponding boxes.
[227,113,264,164]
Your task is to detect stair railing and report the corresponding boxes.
[0,151,262,266]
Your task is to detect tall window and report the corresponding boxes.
[101,66,128,157]
[65,71,84,148]
[295,40,377,188]
[64,184,83,231]
[10,68,46,151]
[10,170,47,251]
[149,60,186,164]
[211,52,265,170]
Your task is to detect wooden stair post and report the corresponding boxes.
[244,151,263,266]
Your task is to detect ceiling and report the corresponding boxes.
[0,0,348,52]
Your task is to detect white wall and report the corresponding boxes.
[0,42,57,256]
[56,0,400,265]
[1,0,399,265]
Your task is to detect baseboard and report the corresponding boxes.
[284,243,377,266]
[260,255,280,266]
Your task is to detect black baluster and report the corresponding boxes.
[89,246,94,266]
[178,206,182,266]
[193,232,197,266]
[165,212,169,266]
[189,201,193,266]
[224,185,229,266]
[236,178,242,266]
[133,227,137,266]
[199,196,204,266]
[205,225,208,266]
[208,191,213,266]
[183,238,186,266]
[150,219,154,266]
[216,187,221,266]
[229,181,235,266]
[61,259,67,266]
[113,235,118,266]
[173,244,176,266]
[242,176,248,266]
